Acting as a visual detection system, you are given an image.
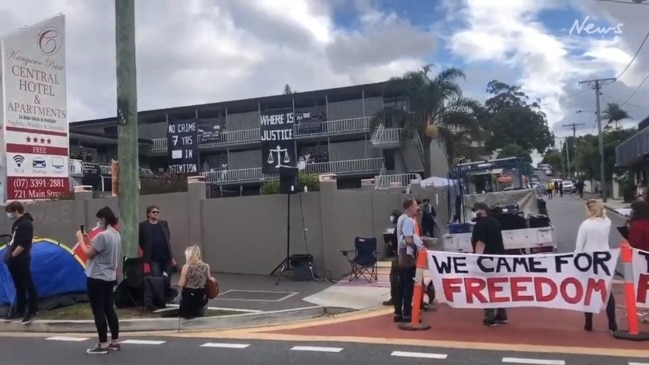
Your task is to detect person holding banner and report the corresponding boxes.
[471,202,508,326]
[575,199,618,332]
[394,198,423,323]
[628,201,649,252]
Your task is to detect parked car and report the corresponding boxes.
[562,180,575,193]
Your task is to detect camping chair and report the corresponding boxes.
[341,237,379,282]
[120,257,145,312]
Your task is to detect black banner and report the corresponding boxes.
[167,119,199,173]
[198,117,224,144]
[260,108,296,173]
[295,106,326,134]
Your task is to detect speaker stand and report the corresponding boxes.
[270,192,292,285]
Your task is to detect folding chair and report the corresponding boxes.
[118,257,145,312]
[341,237,379,282]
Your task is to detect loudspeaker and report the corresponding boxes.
[279,166,298,194]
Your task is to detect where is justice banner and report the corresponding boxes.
[427,250,620,313]
[633,248,649,309]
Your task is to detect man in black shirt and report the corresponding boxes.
[471,202,507,327]
[4,201,38,324]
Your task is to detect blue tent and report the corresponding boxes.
[0,238,87,307]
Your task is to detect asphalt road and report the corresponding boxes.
[544,194,626,253]
[0,336,645,365]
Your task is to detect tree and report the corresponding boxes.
[283,84,297,94]
[574,128,636,181]
[602,102,630,130]
[497,143,532,164]
[481,81,554,154]
[370,66,483,176]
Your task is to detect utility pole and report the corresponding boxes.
[578,78,615,202]
[562,122,585,178]
[115,0,139,258]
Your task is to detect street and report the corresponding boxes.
[0,193,643,365]
[0,335,644,365]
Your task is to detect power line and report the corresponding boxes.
[602,93,649,110]
[540,89,589,107]
[597,0,649,5]
[616,31,649,80]
[620,72,649,107]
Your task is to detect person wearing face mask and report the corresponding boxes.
[3,201,38,324]
[76,207,121,354]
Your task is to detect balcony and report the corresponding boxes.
[69,159,112,177]
[202,157,384,185]
[374,173,422,189]
[371,126,402,149]
[143,116,372,153]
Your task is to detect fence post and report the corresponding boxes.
[399,248,431,331]
[612,241,649,341]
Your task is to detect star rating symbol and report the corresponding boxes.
[25,136,31,143]
[46,139,51,144]
[33,136,39,144]
[40,138,45,143]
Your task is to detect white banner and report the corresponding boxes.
[427,250,620,313]
[1,15,70,200]
[632,248,649,309]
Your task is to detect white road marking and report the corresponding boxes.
[290,346,343,353]
[502,358,566,365]
[45,336,90,342]
[391,351,448,359]
[629,363,649,365]
[200,343,250,349]
[120,339,166,345]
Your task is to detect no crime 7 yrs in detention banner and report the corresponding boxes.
[427,250,620,313]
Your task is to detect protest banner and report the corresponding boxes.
[427,250,620,312]
[632,248,649,309]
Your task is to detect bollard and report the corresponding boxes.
[399,248,431,331]
[612,241,649,341]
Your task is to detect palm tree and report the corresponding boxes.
[602,102,629,130]
[370,66,482,177]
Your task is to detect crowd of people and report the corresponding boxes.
[2,202,211,355]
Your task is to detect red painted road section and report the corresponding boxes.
[269,289,649,350]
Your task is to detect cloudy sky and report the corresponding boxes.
[1,0,648,143]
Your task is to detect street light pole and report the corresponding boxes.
[115,0,139,258]
[578,78,615,202]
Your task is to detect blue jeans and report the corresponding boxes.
[150,260,172,277]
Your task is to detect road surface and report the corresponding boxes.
[0,335,645,365]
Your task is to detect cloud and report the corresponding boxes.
[0,0,436,122]
[443,0,649,144]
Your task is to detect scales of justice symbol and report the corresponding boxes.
[267,144,292,168]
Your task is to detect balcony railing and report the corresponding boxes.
[201,157,384,184]
[374,173,422,190]
[69,159,112,177]
[371,127,402,145]
[144,117,372,152]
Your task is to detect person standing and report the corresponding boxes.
[394,198,422,323]
[421,199,437,238]
[139,205,175,277]
[559,181,564,197]
[471,202,507,327]
[3,201,38,324]
[575,199,618,333]
[77,207,122,354]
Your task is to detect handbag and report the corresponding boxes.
[205,276,219,299]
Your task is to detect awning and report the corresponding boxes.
[616,129,649,167]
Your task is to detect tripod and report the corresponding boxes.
[271,191,292,285]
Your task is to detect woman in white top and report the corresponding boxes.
[575,199,617,333]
